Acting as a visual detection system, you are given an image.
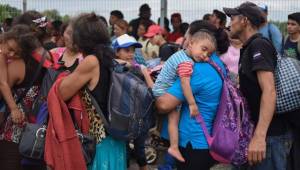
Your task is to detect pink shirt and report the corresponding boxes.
[220,45,240,74]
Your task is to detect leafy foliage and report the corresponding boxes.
[0,4,21,22]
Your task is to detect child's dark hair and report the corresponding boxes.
[2,24,41,69]
[13,10,50,44]
[73,13,111,59]
[139,20,153,33]
[157,17,170,32]
[110,10,124,20]
[3,25,35,57]
[72,13,113,114]
[179,22,189,35]
[190,30,217,52]
[213,10,227,27]
[97,16,108,28]
[189,20,229,55]
[51,20,63,36]
[114,19,129,33]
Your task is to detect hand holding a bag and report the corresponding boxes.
[11,107,25,124]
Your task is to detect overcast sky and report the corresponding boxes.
[1,0,299,22]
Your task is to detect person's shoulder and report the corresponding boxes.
[251,36,274,49]
[164,50,187,66]
[160,43,174,53]
[250,37,277,59]
[168,50,187,60]
[79,55,99,71]
[269,23,280,30]
[211,53,226,70]
[129,18,140,25]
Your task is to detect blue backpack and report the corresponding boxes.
[89,62,155,141]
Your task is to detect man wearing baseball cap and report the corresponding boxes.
[145,25,179,62]
[224,2,291,170]
[257,3,283,53]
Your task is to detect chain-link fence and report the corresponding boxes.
[1,0,300,34]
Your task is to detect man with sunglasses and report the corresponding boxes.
[223,2,292,170]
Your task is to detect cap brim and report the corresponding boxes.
[223,7,240,17]
[144,32,155,38]
[118,42,142,49]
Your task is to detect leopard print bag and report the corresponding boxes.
[81,89,106,144]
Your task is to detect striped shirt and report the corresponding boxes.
[152,50,194,97]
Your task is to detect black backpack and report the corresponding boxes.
[31,49,67,116]
[89,61,155,141]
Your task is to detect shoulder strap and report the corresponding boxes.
[195,113,213,145]
[50,47,66,63]
[194,60,227,146]
[32,50,53,69]
[284,35,288,44]
[85,90,109,128]
[298,39,300,54]
[268,23,273,43]
[207,60,226,81]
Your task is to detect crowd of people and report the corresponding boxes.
[0,2,299,170]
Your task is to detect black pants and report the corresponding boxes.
[286,110,300,170]
[127,134,147,167]
[176,143,216,170]
[0,140,46,170]
[0,140,22,170]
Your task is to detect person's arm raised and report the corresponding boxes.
[59,55,99,101]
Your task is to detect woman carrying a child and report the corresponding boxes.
[156,20,229,170]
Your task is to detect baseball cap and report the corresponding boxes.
[258,3,268,13]
[112,34,142,50]
[144,25,164,38]
[223,2,265,27]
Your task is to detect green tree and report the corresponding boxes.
[62,15,70,23]
[42,9,62,21]
[0,4,21,22]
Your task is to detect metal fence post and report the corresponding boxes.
[160,0,167,28]
[23,0,27,13]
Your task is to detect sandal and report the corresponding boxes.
[145,146,157,164]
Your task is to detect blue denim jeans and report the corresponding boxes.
[158,153,176,170]
[233,132,293,170]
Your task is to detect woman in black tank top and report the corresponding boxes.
[59,13,127,170]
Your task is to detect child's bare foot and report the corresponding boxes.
[168,147,185,162]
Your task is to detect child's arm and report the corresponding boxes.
[178,62,199,116]
[180,76,199,116]
[0,54,24,123]
[140,65,154,88]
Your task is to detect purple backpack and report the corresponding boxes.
[196,60,254,165]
